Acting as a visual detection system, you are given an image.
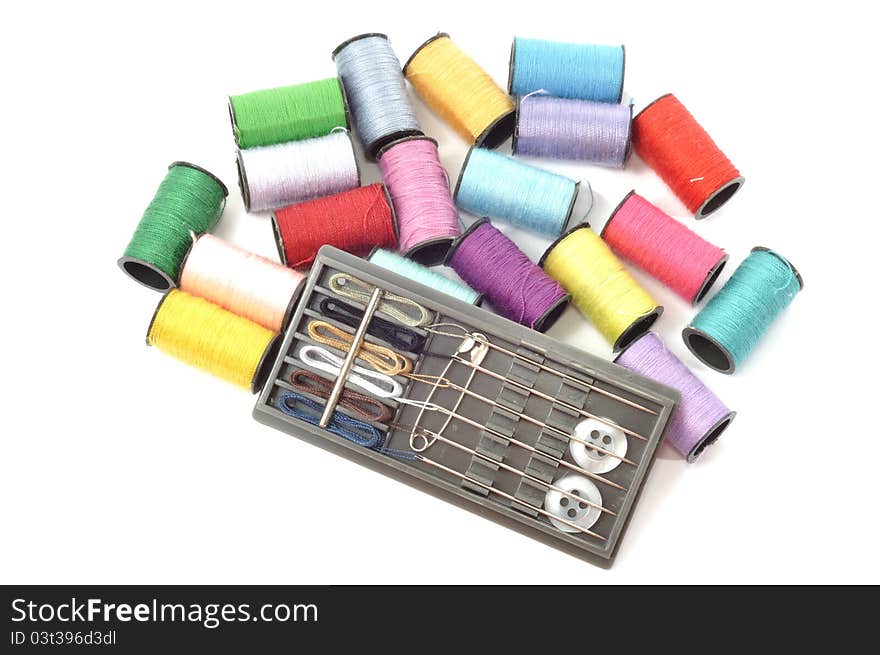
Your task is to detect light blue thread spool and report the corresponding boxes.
[453,147,584,237]
[367,248,482,306]
[683,248,803,374]
[332,33,422,160]
[509,37,625,103]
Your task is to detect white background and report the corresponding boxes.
[2,1,878,584]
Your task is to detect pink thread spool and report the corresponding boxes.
[601,191,728,304]
[378,135,461,265]
[179,234,305,332]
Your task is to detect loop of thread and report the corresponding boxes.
[632,94,742,218]
[456,148,577,237]
[688,249,801,370]
[147,290,274,390]
[405,34,514,144]
[238,131,359,212]
[368,249,480,305]
[616,332,733,461]
[289,369,393,423]
[510,38,625,103]
[278,392,385,450]
[229,78,348,149]
[378,137,460,256]
[328,273,432,327]
[180,234,304,332]
[298,345,402,398]
[541,226,660,350]
[120,163,226,290]
[602,192,726,304]
[319,297,426,353]
[516,95,632,168]
[273,184,395,269]
[333,35,421,158]
[307,320,413,376]
[448,220,568,332]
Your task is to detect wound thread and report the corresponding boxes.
[367,249,481,305]
[378,136,460,264]
[289,369,393,423]
[447,219,569,332]
[319,297,427,354]
[298,345,403,398]
[307,320,413,376]
[278,392,386,450]
[272,184,396,269]
[601,191,727,304]
[236,130,359,213]
[328,273,432,327]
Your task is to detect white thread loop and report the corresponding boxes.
[299,345,403,398]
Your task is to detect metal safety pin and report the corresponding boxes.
[423,323,658,416]
[409,427,616,518]
[396,398,626,493]
[414,455,605,540]
[407,375,636,466]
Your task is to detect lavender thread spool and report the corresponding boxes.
[514,95,633,168]
[445,218,570,332]
[615,332,735,462]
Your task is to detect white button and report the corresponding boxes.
[569,417,627,474]
[544,474,603,533]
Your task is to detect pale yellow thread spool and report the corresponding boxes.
[540,225,663,351]
[404,33,515,147]
[147,289,277,391]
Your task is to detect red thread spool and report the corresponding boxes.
[601,191,728,304]
[272,183,397,269]
[632,94,743,218]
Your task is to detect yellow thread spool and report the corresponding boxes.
[404,33,515,147]
[539,225,663,351]
[147,290,278,391]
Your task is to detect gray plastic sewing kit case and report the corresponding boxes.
[253,246,679,566]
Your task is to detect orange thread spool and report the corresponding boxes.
[632,94,743,219]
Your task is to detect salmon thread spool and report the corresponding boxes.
[632,94,743,218]
[540,224,662,351]
[147,290,278,392]
[601,191,728,304]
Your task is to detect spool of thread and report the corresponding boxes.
[272,183,397,269]
[509,37,625,103]
[601,191,728,304]
[236,131,359,213]
[377,135,460,265]
[179,234,305,332]
[454,147,586,237]
[367,248,482,306]
[119,162,227,291]
[404,33,515,148]
[228,77,349,149]
[332,33,422,160]
[147,290,278,392]
[633,94,743,218]
[514,94,632,168]
[683,248,803,374]
[540,224,662,351]
[615,332,735,462]
[446,219,569,332]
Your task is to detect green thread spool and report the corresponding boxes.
[228,78,349,149]
[118,162,228,291]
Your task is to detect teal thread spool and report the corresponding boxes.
[118,162,228,291]
[683,248,803,374]
[367,248,482,305]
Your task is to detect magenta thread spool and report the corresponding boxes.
[514,94,633,168]
[601,191,728,304]
[445,218,570,332]
[615,332,735,461]
[377,135,461,265]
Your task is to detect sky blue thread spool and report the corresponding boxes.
[453,146,587,237]
[508,37,625,103]
[683,248,803,374]
[367,248,482,306]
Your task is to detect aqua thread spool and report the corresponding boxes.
[683,248,803,374]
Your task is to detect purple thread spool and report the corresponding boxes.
[514,95,633,168]
[615,332,735,462]
[445,218,570,332]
